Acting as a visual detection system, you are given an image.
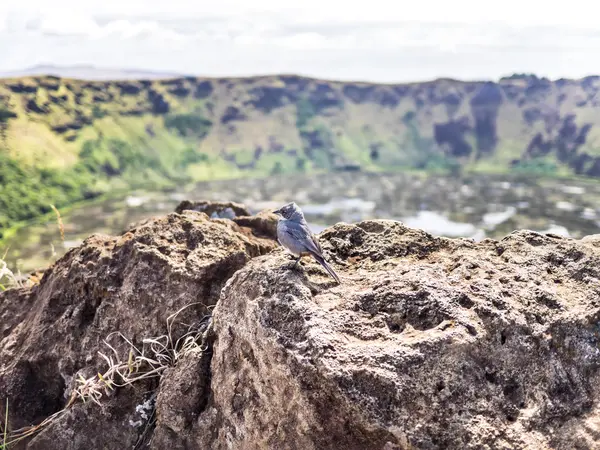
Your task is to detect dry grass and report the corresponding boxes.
[50,204,65,243]
[0,259,22,292]
[1,399,7,450]
[0,203,67,292]
[73,303,211,406]
[0,251,41,292]
[1,303,213,447]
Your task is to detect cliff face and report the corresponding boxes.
[1,73,600,234]
[2,73,600,175]
[2,202,600,449]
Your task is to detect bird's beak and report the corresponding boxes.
[272,209,281,216]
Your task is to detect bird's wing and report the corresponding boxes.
[284,221,322,256]
[310,229,323,254]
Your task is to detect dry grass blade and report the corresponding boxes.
[0,259,23,291]
[2,398,8,450]
[50,204,65,243]
[5,409,69,446]
[1,301,214,446]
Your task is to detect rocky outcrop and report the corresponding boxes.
[2,205,600,449]
[174,200,250,218]
[220,106,247,124]
[5,73,600,191]
[192,222,600,449]
[0,207,277,448]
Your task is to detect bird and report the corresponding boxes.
[273,202,340,283]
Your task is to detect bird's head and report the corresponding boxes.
[273,202,303,221]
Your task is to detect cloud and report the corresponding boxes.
[29,12,185,43]
[96,19,186,41]
[3,2,600,82]
[37,11,99,36]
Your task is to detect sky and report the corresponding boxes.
[1,0,600,82]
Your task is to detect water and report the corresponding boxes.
[4,172,600,274]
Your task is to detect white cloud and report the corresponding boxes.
[98,20,186,41]
[38,11,99,36]
[17,11,188,43]
[2,0,600,81]
[3,0,600,27]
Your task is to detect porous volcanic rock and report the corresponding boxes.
[3,213,600,449]
[0,207,277,449]
[174,200,250,218]
[195,221,600,449]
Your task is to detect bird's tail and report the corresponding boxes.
[312,253,341,283]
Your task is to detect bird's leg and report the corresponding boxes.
[291,255,302,269]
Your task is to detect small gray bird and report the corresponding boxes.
[273,202,340,283]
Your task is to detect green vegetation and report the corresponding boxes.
[0,134,219,238]
[300,124,335,170]
[512,159,558,176]
[296,97,316,128]
[164,113,212,138]
[0,152,92,238]
[1,73,599,238]
[418,153,463,176]
[0,78,226,237]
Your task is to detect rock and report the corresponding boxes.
[0,210,277,448]
[434,117,473,157]
[308,83,344,112]
[148,89,170,114]
[25,99,49,115]
[174,200,250,218]
[116,82,142,95]
[7,82,37,94]
[150,333,214,448]
[3,216,600,449]
[246,86,294,113]
[193,80,214,99]
[196,223,600,449]
[233,209,279,241]
[343,84,377,103]
[174,200,279,241]
[221,106,247,124]
[26,383,155,450]
[0,288,32,341]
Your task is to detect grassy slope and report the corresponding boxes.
[1,73,600,235]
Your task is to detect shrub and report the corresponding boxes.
[296,98,316,129]
[164,114,212,138]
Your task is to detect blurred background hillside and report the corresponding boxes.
[2,0,600,273]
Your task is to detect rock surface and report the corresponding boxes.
[0,207,276,448]
[193,222,600,449]
[174,200,250,219]
[2,206,600,449]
